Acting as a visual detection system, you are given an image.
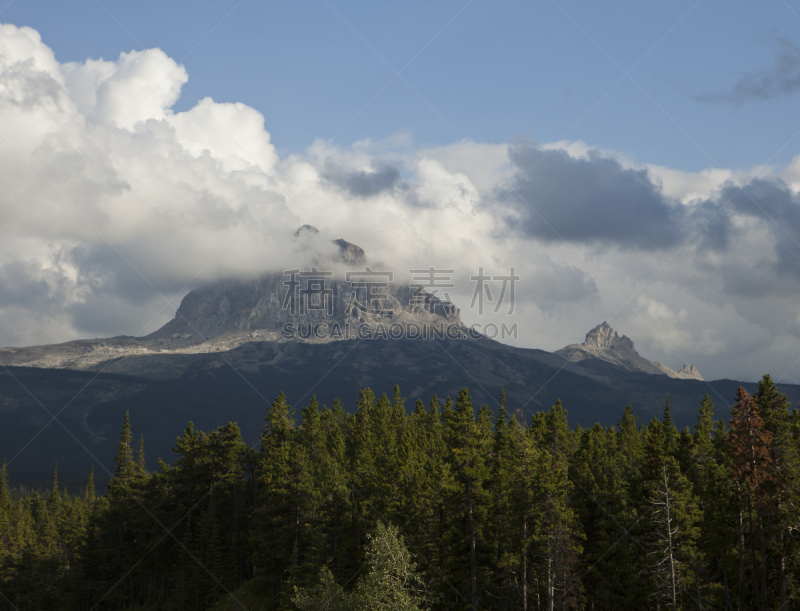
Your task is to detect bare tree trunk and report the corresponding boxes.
[778,503,787,611]
[663,467,678,611]
[747,497,761,611]
[522,437,528,611]
[756,506,768,611]
[722,562,733,611]
[697,579,703,610]
[468,482,478,610]
[737,489,746,611]
[545,490,559,611]
[522,510,528,611]
[780,539,787,611]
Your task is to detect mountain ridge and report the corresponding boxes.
[0,230,703,384]
[4,228,765,488]
[554,321,703,381]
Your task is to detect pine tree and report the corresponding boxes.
[83,467,96,506]
[531,400,582,611]
[501,409,546,610]
[442,387,491,610]
[295,395,330,576]
[294,522,426,611]
[370,390,407,521]
[0,460,10,552]
[663,394,677,455]
[322,397,354,585]
[754,374,799,607]
[487,389,515,605]
[687,394,735,608]
[694,395,715,454]
[639,417,700,609]
[571,416,644,609]
[114,411,134,484]
[402,392,448,603]
[136,434,146,475]
[47,462,61,509]
[618,404,643,475]
[346,387,379,575]
[254,392,300,605]
[351,522,427,611]
[729,386,773,611]
[10,383,799,611]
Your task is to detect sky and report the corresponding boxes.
[2,0,800,383]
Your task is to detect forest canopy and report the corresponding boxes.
[0,375,798,610]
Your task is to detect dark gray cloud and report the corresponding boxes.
[0,245,185,341]
[321,159,405,198]
[722,179,800,279]
[726,178,800,231]
[499,142,800,293]
[70,243,167,304]
[0,261,54,308]
[66,293,159,337]
[65,243,189,336]
[697,34,800,104]
[501,142,714,250]
[527,263,599,313]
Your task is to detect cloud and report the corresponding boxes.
[721,178,800,280]
[0,260,57,309]
[63,48,186,126]
[524,258,599,313]
[320,159,405,198]
[697,33,800,104]
[2,23,800,382]
[499,141,708,250]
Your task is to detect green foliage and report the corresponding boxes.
[294,522,426,611]
[0,379,798,610]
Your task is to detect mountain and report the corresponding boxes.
[1,230,797,487]
[0,230,461,375]
[555,321,704,380]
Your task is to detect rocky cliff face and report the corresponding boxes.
[332,239,366,265]
[0,229,463,373]
[0,230,703,386]
[148,228,459,344]
[148,273,461,344]
[555,322,704,380]
[678,364,702,378]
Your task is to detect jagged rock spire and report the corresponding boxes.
[556,321,703,381]
[582,321,635,352]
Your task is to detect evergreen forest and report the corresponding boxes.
[1,374,798,610]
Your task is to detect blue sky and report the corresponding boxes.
[7,0,800,171]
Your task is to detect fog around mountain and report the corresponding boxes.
[2,23,800,382]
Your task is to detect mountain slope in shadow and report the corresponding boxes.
[2,336,796,489]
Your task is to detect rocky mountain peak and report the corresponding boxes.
[294,225,366,265]
[678,364,703,380]
[556,322,704,381]
[294,224,320,237]
[139,227,459,345]
[332,238,366,265]
[583,322,635,353]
